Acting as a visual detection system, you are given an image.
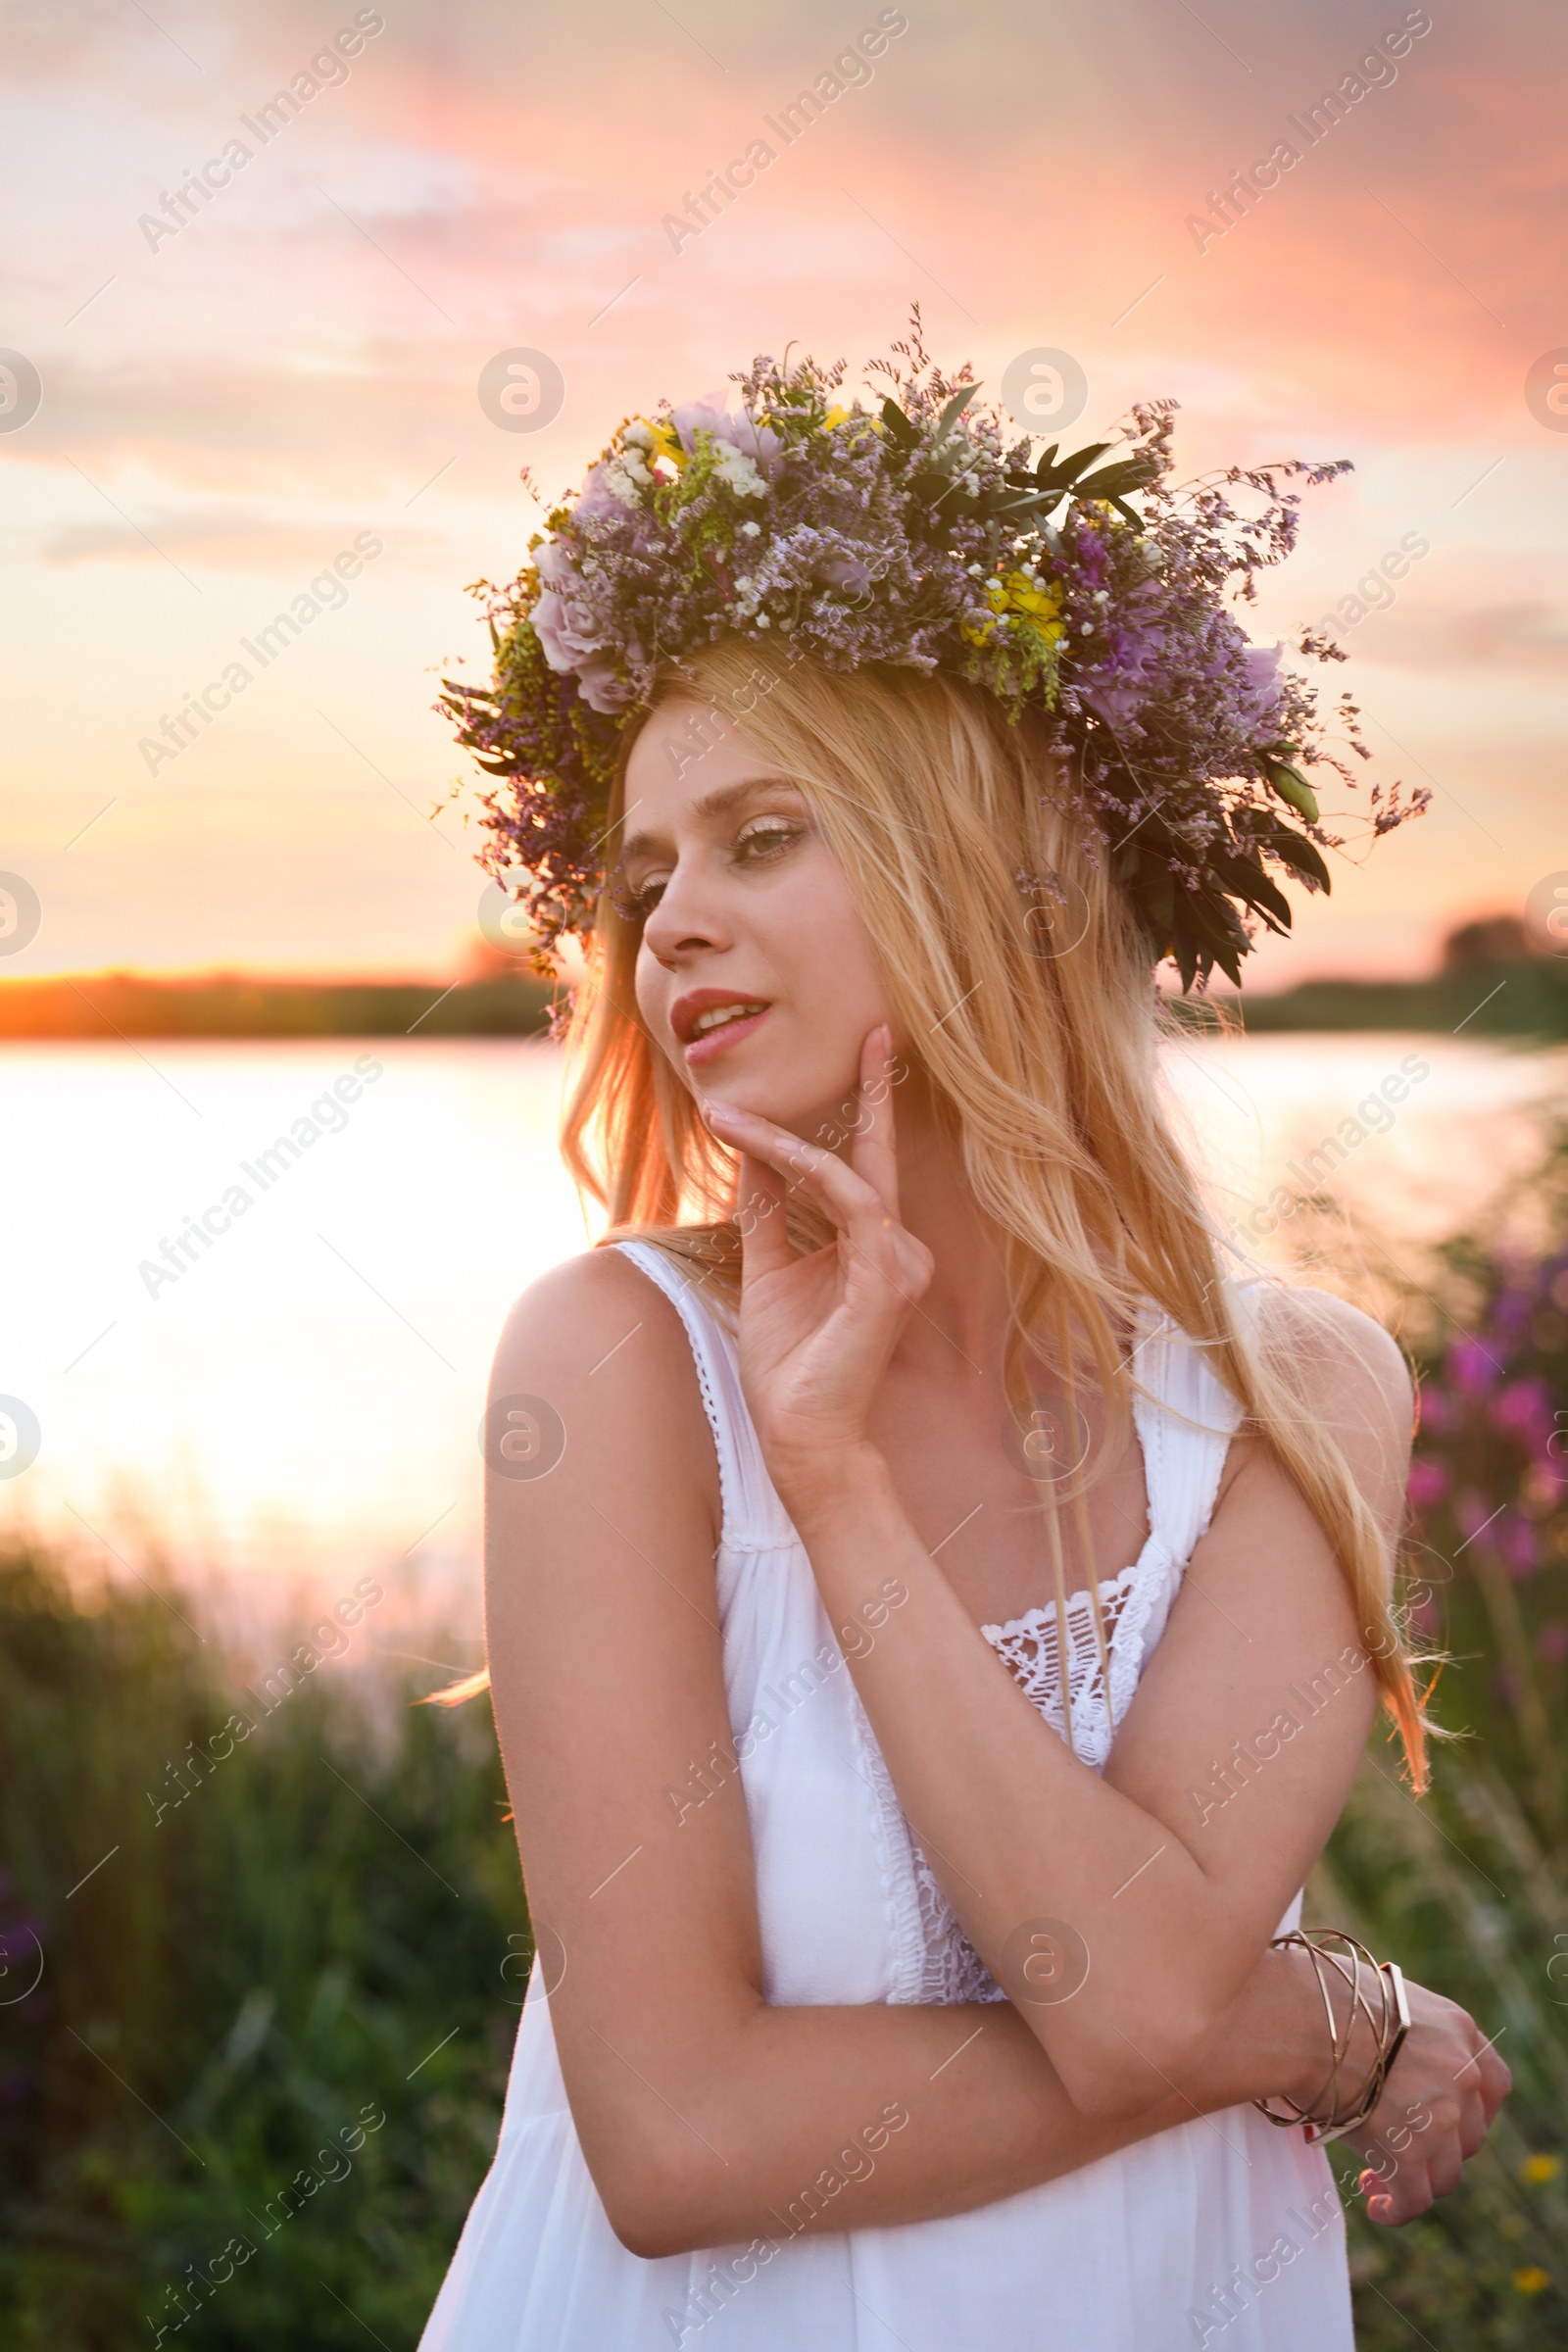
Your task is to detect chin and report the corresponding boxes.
[675,1002,872,1135]
[756,1076,863,1148]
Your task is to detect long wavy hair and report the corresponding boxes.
[440,639,1432,1786]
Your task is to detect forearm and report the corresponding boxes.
[784,1446,1368,2116]
[784,1448,1229,2100]
[575,1943,1323,2254]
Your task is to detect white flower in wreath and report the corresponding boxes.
[711,444,766,499]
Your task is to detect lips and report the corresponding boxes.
[669,988,773,1068]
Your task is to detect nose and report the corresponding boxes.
[641,853,733,968]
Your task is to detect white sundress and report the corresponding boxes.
[419,1241,1354,2352]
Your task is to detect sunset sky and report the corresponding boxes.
[4,0,1564,986]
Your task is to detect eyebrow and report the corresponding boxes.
[619,773,806,865]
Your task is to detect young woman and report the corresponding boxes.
[420,344,1508,2349]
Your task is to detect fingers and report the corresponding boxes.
[1359,2158,1435,2227]
[1458,2085,1489,2163]
[1363,2177,1412,2227]
[1479,2045,1511,2122]
[706,1097,930,1300]
[848,1025,903,1222]
[1357,2161,1403,2225]
[734,1152,794,1282]
[1354,2063,1501,2227]
[706,1099,871,1229]
[1403,2168,1439,2223]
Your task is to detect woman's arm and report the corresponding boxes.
[483,1251,1501,2260]
[705,1049,1419,2119]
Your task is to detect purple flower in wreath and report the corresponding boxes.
[670,398,783,473]
[531,544,605,671]
[571,461,635,526]
[1241,642,1286,721]
[1080,614,1170,732]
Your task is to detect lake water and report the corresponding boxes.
[2,1034,1562,1647]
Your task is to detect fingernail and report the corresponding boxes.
[705,1098,742,1122]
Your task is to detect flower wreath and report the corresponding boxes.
[440,314,1428,989]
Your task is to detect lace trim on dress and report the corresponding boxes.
[979,1544,1174,1775]
[908,1838,1009,2004]
[894,1536,1181,2006]
[843,1686,954,2005]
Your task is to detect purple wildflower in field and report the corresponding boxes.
[1501,1517,1541,1577]
[1406,1456,1450,1510]
[1448,1337,1500,1396]
[1494,1377,1557,1461]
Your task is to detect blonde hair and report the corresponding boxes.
[445,641,1432,1786]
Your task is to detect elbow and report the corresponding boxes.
[591,2127,723,2262]
[602,2191,700,2267]
[571,2010,766,2259]
[607,2205,693,2264]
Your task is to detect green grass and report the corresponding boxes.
[0,1549,523,2347]
[1318,1751,1567,2347]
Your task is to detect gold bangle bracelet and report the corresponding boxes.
[1252,1931,1409,2143]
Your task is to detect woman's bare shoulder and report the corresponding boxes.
[489,1245,720,1520]
[495,1243,698,1378]
[1243,1278,1413,1526]
[1247,1279,1411,1411]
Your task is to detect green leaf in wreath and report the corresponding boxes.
[936,384,980,436]
[879,399,920,449]
[1263,825,1332,892]
[1179,888,1248,988]
[1263,760,1320,824]
[1135,847,1175,935]
[1210,849,1293,934]
[1168,907,1202,993]
[1037,441,1113,490]
[1076,455,1161,499]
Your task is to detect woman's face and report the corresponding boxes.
[622,693,898,1137]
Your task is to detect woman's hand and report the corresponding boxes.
[1339,1980,1510,2226]
[702,1026,932,1500]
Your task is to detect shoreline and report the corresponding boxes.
[1,958,1562,1040]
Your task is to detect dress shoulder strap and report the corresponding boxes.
[1123,1307,1241,1674]
[1130,1308,1246,1564]
[612,1241,792,1548]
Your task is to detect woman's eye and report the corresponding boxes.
[612,871,665,921]
[612,819,801,918]
[735,821,801,865]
